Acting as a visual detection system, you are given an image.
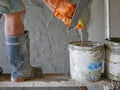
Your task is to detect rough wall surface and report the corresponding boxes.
[1,0,120,90]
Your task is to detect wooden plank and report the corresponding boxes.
[0,73,119,89]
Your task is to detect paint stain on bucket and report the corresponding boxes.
[68,41,105,81]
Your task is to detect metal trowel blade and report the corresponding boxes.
[67,0,88,30]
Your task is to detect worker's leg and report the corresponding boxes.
[1,0,42,82]
[0,0,26,36]
[4,11,25,82]
[4,11,42,82]
[4,10,25,36]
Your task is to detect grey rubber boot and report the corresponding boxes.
[5,31,42,82]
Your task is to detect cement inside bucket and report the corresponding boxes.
[106,37,120,43]
[68,41,105,81]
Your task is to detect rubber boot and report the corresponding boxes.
[5,31,42,82]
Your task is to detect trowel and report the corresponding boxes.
[67,0,88,30]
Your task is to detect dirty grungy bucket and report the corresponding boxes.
[68,41,105,81]
[105,37,120,81]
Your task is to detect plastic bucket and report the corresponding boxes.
[105,37,120,81]
[68,41,105,81]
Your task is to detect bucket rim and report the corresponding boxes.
[69,41,104,46]
[68,41,104,51]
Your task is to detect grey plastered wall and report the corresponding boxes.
[0,0,120,90]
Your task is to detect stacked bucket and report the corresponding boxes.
[105,37,120,81]
[68,41,105,81]
[68,38,120,82]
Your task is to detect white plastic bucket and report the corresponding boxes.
[105,37,120,81]
[68,41,105,81]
